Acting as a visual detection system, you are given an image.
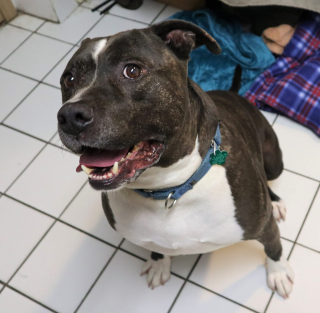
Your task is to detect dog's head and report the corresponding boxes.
[58,20,221,191]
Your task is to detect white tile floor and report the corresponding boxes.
[0,2,319,313]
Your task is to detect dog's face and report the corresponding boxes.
[58,20,221,191]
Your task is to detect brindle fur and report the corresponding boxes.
[59,20,284,262]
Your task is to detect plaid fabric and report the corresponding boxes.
[245,12,320,137]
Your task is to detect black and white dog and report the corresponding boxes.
[57,20,294,298]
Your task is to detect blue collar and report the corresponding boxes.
[133,124,226,208]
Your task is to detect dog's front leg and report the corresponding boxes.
[140,252,171,289]
[258,214,295,298]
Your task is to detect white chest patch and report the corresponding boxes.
[108,165,244,256]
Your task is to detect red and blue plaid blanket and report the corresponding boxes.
[245,12,320,136]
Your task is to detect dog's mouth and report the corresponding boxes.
[76,140,165,190]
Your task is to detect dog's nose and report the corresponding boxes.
[57,102,93,136]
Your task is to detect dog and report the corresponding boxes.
[57,20,294,298]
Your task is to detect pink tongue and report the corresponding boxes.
[77,148,129,172]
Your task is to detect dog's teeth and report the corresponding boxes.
[81,165,94,175]
[120,158,125,162]
[103,174,107,179]
[127,152,133,158]
[112,162,119,174]
[132,144,140,152]
[108,173,112,178]
[89,174,93,179]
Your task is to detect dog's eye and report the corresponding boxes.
[64,74,75,88]
[123,64,141,79]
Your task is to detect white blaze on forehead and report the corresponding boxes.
[92,38,107,63]
[64,38,108,104]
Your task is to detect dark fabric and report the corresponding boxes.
[245,12,320,137]
[169,9,275,95]
[205,0,304,35]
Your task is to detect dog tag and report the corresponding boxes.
[210,150,228,165]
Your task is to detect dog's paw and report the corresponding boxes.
[140,255,171,289]
[266,257,295,299]
[272,199,287,222]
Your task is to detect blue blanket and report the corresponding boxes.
[169,10,275,95]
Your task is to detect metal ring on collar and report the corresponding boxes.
[165,192,177,210]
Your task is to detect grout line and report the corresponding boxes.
[74,13,105,45]
[1,123,48,144]
[283,168,320,183]
[295,242,320,254]
[167,254,202,313]
[149,4,167,25]
[264,292,274,313]
[271,114,279,126]
[3,144,48,194]
[0,123,70,153]
[0,67,39,83]
[0,42,74,124]
[34,31,75,46]
[265,183,320,313]
[0,20,54,69]
[2,193,190,282]
[2,285,58,313]
[189,281,260,313]
[289,183,320,258]
[74,238,125,313]
[0,30,33,66]
[40,81,61,90]
[0,79,40,124]
[5,181,88,286]
[8,20,46,33]
[108,12,149,25]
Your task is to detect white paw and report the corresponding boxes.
[266,257,295,299]
[140,255,171,289]
[272,199,287,222]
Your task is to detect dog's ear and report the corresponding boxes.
[150,19,221,59]
[80,38,91,46]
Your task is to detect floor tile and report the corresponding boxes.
[121,240,199,278]
[85,14,146,38]
[2,34,72,80]
[10,222,115,313]
[61,184,123,246]
[261,111,277,125]
[37,7,101,45]
[0,25,31,63]
[7,145,87,217]
[0,288,51,313]
[0,196,54,282]
[109,0,165,24]
[298,188,320,251]
[171,282,252,313]
[273,116,320,181]
[5,84,62,141]
[0,69,38,122]
[78,250,184,313]
[0,126,45,192]
[267,245,320,313]
[10,14,44,31]
[152,5,181,24]
[43,46,79,88]
[190,239,293,313]
[268,170,319,241]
